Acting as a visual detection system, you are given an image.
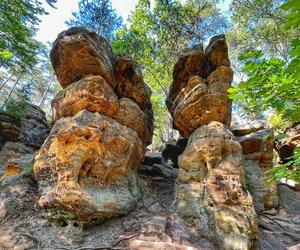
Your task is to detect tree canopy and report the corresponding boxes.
[66,0,123,42]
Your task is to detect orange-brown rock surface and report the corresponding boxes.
[232,123,279,212]
[166,35,232,137]
[34,27,153,224]
[50,27,116,89]
[274,122,300,164]
[34,110,144,223]
[175,122,258,250]
[51,75,152,144]
[168,35,258,249]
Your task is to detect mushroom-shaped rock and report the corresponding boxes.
[175,121,258,250]
[50,27,116,88]
[34,110,144,224]
[166,35,230,111]
[171,66,233,137]
[166,35,232,137]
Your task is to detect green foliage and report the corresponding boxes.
[267,147,300,182]
[66,0,123,42]
[112,0,227,146]
[227,0,298,63]
[282,0,300,79]
[228,50,300,123]
[0,0,56,68]
[269,113,290,132]
[0,97,29,119]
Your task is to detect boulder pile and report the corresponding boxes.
[167,35,258,250]
[33,27,153,225]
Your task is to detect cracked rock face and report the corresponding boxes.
[175,121,258,250]
[166,36,232,137]
[34,110,144,224]
[34,27,153,225]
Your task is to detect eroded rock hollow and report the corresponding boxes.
[167,35,259,249]
[33,27,153,225]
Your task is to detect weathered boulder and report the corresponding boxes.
[114,56,152,110]
[0,113,20,149]
[166,35,230,112]
[114,56,154,144]
[245,161,279,213]
[34,110,144,224]
[0,104,48,175]
[0,104,48,150]
[274,122,300,164]
[205,34,230,74]
[166,35,232,137]
[166,45,206,109]
[50,27,116,88]
[237,128,274,168]
[175,121,258,250]
[19,104,49,149]
[51,75,152,144]
[233,125,279,212]
[231,121,266,137]
[0,142,35,173]
[170,69,232,137]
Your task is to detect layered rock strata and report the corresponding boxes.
[166,35,232,137]
[0,104,48,173]
[167,35,258,249]
[34,27,153,224]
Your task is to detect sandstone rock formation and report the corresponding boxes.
[232,124,279,213]
[0,104,48,175]
[274,122,300,164]
[176,122,258,249]
[34,27,153,225]
[34,110,143,223]
[167,35,258,249]
[51,75,152,144]
[166,35,233,137]
[50,27,115,89]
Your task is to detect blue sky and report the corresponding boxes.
[36,0,230,43]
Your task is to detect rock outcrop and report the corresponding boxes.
[34,27,153,225]
[0,104,48,175]
[232,124,279,213]
[274,122,300,164]
[166,36,233,137]
[167,35,258,249]
[176,122,258,249]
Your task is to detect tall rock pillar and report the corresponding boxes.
[33,27,153,226]
[166,35,258,250]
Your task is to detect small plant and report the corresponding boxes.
[266,146,300,183]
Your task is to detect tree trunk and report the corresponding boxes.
[39,74,55,109]
[1,71,23,109]
[0,72,15,92]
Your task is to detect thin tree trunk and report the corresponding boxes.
[1,71,23,109]
[39,74,54,108]
[0,72,15,92]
